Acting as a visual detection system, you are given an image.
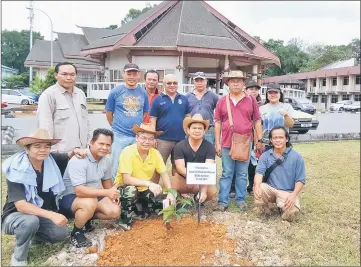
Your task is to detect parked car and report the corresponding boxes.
[1,101,7,108]
[329,100,354,111]
[1,89,35,105]
[284,97,316,115]
[17,87,40,103]
[290,110,319,134]
[344,101,360,112]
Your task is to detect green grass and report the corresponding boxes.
[1,141,360,266]
[87,102,105,111]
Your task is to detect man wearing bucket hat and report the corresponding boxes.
[185,72,219,144]
[171,114,217,218]
[115,123,176,226]
[214,70,263,212]
[1,129,84,266]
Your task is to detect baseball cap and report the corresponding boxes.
[266,83,281,92]
[123,63,140,72]
[193,72,206,80]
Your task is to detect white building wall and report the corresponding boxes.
[106,49,130,70]
[35,68,48,80]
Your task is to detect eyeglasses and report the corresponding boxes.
[166,81,178,86]
[138,135,155,142]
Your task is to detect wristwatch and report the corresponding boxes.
[257,138,265,144]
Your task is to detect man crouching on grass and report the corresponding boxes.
[58,129,121,248]
[115,123,176,227]
[253,126,306,222]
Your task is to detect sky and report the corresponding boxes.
[1,1,360,47]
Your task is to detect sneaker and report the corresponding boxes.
[70,230,92,248]
[213,203,227,212]
[236,201,248,211]
[229,192,236,198]
[11,254,27,266]
[83,220,95,233]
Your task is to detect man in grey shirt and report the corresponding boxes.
[37,62,91,154]
[186,72,219,144]
[59,129,121,248]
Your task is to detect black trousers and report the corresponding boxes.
[230,161,256,193]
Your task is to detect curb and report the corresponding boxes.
[317,111,360,114]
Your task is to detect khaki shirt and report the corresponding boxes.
[37,83,92,153]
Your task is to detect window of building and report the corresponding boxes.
[312,95,318,103]
[332,77,337,86]
[331,95,339,103]
[109,70,122,82]
[354,94,361,101]
[356,76,361,85]
[342,95,350,100]
[312,79,316,87]
[322,79,326,86]
[81,74,89,82]
[321,95,327,103]
[343,76,349,85]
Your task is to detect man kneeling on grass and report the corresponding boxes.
[58,129,121,248]
[171,114,217,219]
[253,126,306,222]
[2,129,86,266]
[115,123,176,227]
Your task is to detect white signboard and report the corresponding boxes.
[186,162,217,185]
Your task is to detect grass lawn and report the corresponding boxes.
[87,102,105,111]
[1,141,360,266]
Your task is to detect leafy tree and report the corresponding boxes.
[349,38,360,65]
[121,2,157,25]
[1,30,43,73]
[107,24,118,30]
[3,73,29,89]
[30,67,56,95]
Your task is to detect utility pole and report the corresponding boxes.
[28,0,34,85]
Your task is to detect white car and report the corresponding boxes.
[344,101,360,112]
[329,100,354,111]
[1,89,35,105]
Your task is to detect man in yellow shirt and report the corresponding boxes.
[115,123,176,226]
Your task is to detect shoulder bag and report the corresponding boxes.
[263,148,292,183]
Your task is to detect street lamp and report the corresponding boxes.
[26,7,53,67]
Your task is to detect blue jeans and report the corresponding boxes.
[111,133,136,180]
[204,126,215,144]
[219,147,250,207]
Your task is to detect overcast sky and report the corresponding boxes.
[2,1,360,46]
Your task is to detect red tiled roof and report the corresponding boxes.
[263,66,361,83]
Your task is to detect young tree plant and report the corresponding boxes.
[159,188,193,230]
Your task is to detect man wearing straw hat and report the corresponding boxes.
[171,114,217,219]
[214,70,263,212]
[58,128,121,248]
[115,123,176,226]
[1,129,84,266]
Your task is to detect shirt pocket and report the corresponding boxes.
[80,102,88,119]
[55,105,70,121]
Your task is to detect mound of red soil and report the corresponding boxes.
[97,217,253,266]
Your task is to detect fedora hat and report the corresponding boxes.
[133,123,163,137]
[16,129,61,147]
[223,70,248,83]
[183,114,210,135]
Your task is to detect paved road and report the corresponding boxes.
[2,112,360,142]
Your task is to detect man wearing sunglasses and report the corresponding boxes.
[150,74,191,183]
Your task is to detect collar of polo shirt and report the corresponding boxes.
[86,148,98,163]
[57,82,77,94]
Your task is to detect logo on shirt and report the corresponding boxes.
[123,95,141,117]
[160,102,166,106]
[178,99,182,105]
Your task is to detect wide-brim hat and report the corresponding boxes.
[183,114,210,135]
[133,123,163,137]
[16,129,61,147]
[223,70,248,84]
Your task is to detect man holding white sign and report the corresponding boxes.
[171,114,217,218]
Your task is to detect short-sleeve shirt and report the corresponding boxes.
[256,147,306,192]
[144,88,159,123]
[259,103,295,145]
[172,139,216,168]
[61,149,112,197]
[1,153,69,221]
[105,84,149,137]
[150,93,191,142]
[214,95,261,148]
[115,144,167,192]
[186,90,219,126]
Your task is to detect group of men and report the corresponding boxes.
[2,61,306,266]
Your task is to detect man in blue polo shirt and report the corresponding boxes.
[150,74,191,183]
[186,72,219,144]
[105,63,149,180]
[253,126,306,222]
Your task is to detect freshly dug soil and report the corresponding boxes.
[97,217,253,266]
